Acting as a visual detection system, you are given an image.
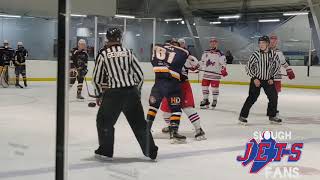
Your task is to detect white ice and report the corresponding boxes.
[0,82,320,180]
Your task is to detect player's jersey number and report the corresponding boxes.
[153,46,176,64]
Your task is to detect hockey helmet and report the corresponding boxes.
[258,36,270,44]
[106,28,122,42]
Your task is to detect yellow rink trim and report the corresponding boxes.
[25,78,320,90]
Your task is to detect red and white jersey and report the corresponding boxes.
[200,48,226,80]
[274,49,291,81]
[181,55,199,80]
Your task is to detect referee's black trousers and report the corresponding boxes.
[96,86,158,157]
[240,78,278,118]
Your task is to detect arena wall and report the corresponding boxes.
[25,60,320,89]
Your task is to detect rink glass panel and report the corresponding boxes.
[0,16,57,179]
[0,17,57,60]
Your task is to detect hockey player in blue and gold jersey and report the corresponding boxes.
[146,39,190,143]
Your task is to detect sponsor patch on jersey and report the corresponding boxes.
[170,97,181,105]
[149,96,157,104]
[107,51,129,59]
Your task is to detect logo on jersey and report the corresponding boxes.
[149,96,157,104]
[170,97,181,105]
[206,60,215,67]
[237,131,303,174]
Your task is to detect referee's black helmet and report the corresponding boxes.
[258,36,270,44]
[106,28,122,42]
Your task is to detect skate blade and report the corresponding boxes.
[94,154,113,161]
[238,122,248,126]
[200,105,210,109]
[270,121,282,125]
[195,136,207,141]
[170,139,187,144]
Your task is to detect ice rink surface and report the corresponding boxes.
[0,82,320,180]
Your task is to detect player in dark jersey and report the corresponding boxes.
[70,39,89,99]
[146,39,190,143]
[0,40,15,87]
[14,42,29,88]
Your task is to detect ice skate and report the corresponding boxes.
[211,100,217,109]
[200,99,210,109]
[195,128,206,141]
[15,83,23,88]
[162,126,170,133]
[169,127,186,144]
[238,116,248,125]
[94,149,113,161]
[24,81,28,87]
[76,92,84,100]
[269,116,282,124]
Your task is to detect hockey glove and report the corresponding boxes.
[221,67,228,77]
[70,68,78,77]
[96,98,102,106]
[286,69,295,80]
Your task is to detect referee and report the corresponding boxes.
[239,36,281,125]
[92,28,158,160]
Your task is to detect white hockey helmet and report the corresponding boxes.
[3,40,9,44]
[78,39,86,45]
[178,38,186,44]
[210,37,218,42]
[17,42,23,46]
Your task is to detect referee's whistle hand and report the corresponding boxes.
[254,79,261,87]
[268,79,274,85]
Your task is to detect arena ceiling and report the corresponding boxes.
[0,0,309,21]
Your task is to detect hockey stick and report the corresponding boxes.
[279,74,288,76]
[84,77,99,98]
[0,66,9,88]
[186,67,222,75]
[198,69,222,75]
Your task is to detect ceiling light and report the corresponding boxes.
[114,14,135,19]
[258,19,280,23]
[99,32,107,35]
[164,18,183,22]
[210,21,222,25]
[181,20,185,24]
[71,14,87,17]
[0,14,21,18]
[283,12,309,16]
[193,23,196,26]
[218,15,240,19]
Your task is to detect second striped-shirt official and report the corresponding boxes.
[246,49,280,81]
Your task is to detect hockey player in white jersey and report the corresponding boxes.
[200,38,228,109]
[268,34,295,116]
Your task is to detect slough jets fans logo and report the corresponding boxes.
[237,131,303,174]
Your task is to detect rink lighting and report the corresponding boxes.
[99,32,107,35]
[283,12,309,16]
[259,19,280,23]
[210,21,222,25]
[0,14,21,18]
[218,15,240,19]
[181,20,185,24]
[115,14,135,19]
[71,14,87,17]
[164,18,183,22]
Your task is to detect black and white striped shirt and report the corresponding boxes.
[246,49,280,80]
[92,44,144,96]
